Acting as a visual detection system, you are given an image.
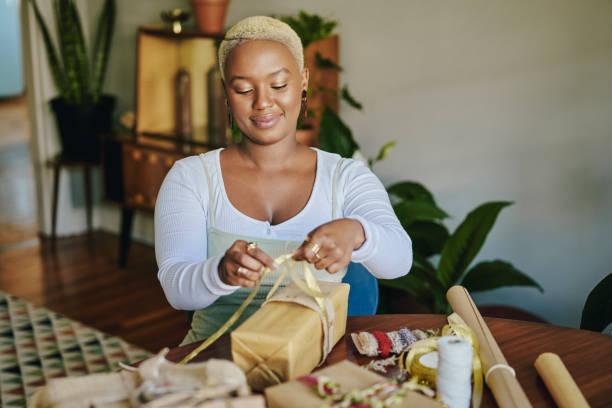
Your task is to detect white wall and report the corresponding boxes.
[27,0,612,328]
[225,0,612,328]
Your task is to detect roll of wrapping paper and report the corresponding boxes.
[534,353,590,408]
[447,286,532,408]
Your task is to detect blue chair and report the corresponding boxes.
[342,262,379,316]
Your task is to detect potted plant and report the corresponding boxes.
[381,186,543,314]
[28,0,116,162]
[190,0,230,34]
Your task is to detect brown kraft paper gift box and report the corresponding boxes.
[265,360,444,408]
[231,281,349,391]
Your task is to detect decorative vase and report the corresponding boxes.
[175,67,193,140]
[50,95,116,162]
[206,65,228,146]
[189,0,230,34]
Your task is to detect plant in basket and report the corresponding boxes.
[28,0,116,162]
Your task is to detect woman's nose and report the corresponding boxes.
[253,88,273,110]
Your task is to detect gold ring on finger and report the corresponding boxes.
[310,242,321,255]
[247,241,257,251]
[237,266,248,277]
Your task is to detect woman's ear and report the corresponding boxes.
[300,67,309,92]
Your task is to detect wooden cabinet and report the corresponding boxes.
[102,133,212,267]
[122,144,183,210]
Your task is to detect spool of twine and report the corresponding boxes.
[436,336,473,408]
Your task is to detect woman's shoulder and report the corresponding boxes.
[173,148,221,171]
[312,148,370,175]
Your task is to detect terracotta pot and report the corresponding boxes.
[190,0,229,34]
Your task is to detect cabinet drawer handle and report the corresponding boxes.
[132,150,142,160]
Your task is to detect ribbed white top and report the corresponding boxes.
[154,148,412,310]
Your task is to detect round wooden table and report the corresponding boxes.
[165,314,612,408]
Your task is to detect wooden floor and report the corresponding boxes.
[0,96,189,353]
[0,232,189,352]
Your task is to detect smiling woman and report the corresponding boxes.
[154,16,413,345]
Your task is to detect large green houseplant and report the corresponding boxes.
[28,0,116,161]
[384,184,543,313]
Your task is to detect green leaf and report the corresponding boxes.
[315,52,342,71]
[461,260,543,293]
[378,274,436,312]
[318,107,359,158]
[340,85,363,110]
[55,0,86,104]
[406,221,450,258]
[28,0,68,98]
[376,141,396,162]
[387,181,436,205]
[279,10,337,48]
[91,0,115,103]
[393,200,449,229]
[437,201,513,287]
[581,273,612,332]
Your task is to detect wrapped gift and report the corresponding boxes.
[265,360,443,408]
[231,281,349,391]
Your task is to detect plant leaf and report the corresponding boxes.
[461,260,543,293]
[387,181,436,205]
[406,221,450,258]
[55,0,85,104]
[376,141,396,162]
[28,0,68,99]
[315,52,342,71]
[378,274,436,312]
[437,201,513,287]
[393,200,449,228]
[581,273,612,332]
[91,0,115,103]
[340,85,363,110]
[318,107,359,158]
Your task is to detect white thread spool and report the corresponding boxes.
[436,336,473,408]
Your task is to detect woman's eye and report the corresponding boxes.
[272,84,287,90]
[235,89,253,95]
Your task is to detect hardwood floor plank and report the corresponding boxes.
[0,231,189,352]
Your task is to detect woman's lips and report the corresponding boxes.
[250,114,281,129]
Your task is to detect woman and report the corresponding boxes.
[155,16,412,345]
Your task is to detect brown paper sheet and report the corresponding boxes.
[447,285,533,408]
[265,360,443,408]
[534,352,590,408]
[231,282,349,391]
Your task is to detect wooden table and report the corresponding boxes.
[165,314,612,408]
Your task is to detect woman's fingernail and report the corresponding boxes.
[272,262,279,269]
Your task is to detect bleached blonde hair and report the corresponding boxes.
[218,16,304,81]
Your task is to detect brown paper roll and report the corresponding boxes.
[535,353,590,408]
[447,286,532,408]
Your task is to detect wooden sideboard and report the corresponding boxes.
[102,133,216,267]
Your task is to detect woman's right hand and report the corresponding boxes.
[219,240,278,287]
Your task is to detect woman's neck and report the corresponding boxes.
[237,136,302,170]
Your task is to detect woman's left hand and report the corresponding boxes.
[292,219,366,273]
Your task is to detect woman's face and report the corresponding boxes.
[224,40,308,145]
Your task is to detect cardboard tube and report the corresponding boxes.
[447,286,532,408]
[535,353,590,408]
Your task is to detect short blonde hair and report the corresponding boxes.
[218,16,304,81]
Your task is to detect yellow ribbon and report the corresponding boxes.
[398,313,483,408]
[179,252,329,365]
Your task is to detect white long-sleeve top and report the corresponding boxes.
[155,148,412,310]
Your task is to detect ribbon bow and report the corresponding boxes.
[179,252,330,365]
